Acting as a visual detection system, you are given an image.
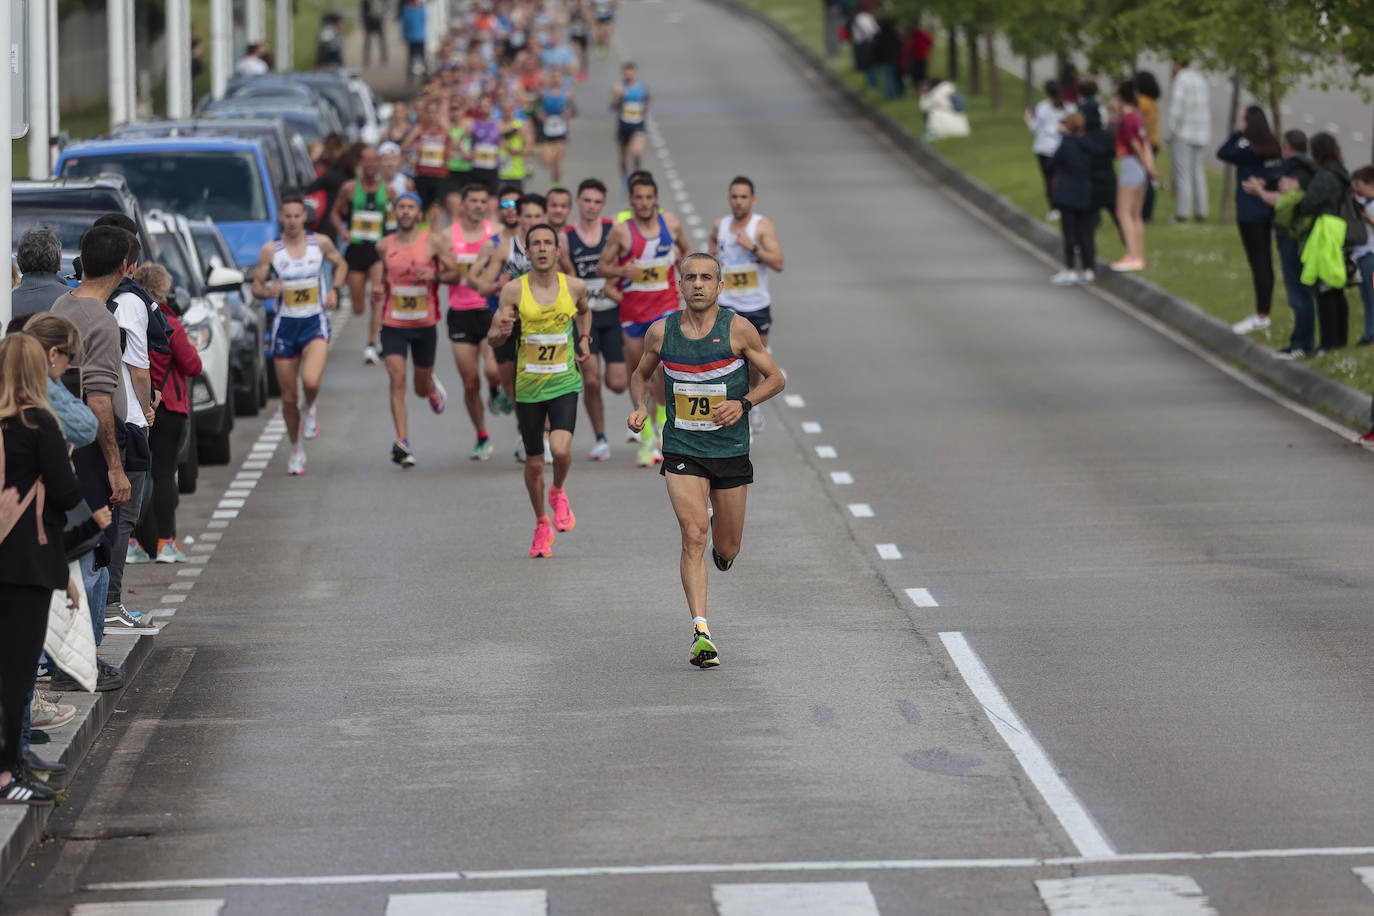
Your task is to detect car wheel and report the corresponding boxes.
[198,390,234,465]
[178,429,199,494]
[258,359,269,408]
[234,366,261,417]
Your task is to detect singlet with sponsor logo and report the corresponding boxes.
[272,235,327,318]
[618,214,678,324]
[618,82,646,126]
[515,273,582,404]
[349,180,389,245]
[566,219,614,312]
[416,129,449,177]
[382,231,440,328]
[448,219,493,311]
[715,212,770,312]
[661,308,749,459]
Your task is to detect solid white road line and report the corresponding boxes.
[876,543,902,559]
[384,890,548,915]
[713,881,880,915]
[1036,874,1217,915]
[783,394,805,408]
[87,846,1374,891]
[830,471,854,485]
[72,901,226,915]
[904,587,937,607]
[814,445,837,459]
[800,421,822,434]
[847,503,874,518]
[939,631,1116,858]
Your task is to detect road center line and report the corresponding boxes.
[939,631,1116,858]
[830,471,854,485]
[847,503,874,517]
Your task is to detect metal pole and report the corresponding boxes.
[166,0,192,118]
[123,0,137,121]
[275,0,292,72]
[210,0,231,98]
[1,0,13,327]
[46,0,58,143]
[27,0,49,178]
[245,0,265,43]
[107,0,129,125]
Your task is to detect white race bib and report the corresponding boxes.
[390,284,429,319]
[673,382,726,431]
[723,264,760,292]
[418,141,446,169]
[350,210,383,242]
[281,277,321,313]
[621,101,644,124]
[473,142,499,170]
[543,115,568,138]
[585,278,614,312]
[628,257,670,292]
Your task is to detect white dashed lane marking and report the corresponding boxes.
[830,471,853,485]
[814,445,837,459]
[783,394,805,408]
[875,544,902,560]
[800,421,821,434]
[847,503,874,518]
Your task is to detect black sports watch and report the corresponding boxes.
[739,397,753,414]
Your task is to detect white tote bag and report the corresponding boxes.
[44,560,97,693]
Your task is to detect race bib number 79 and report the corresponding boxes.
[673,382,726,431]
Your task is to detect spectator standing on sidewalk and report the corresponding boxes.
[1049,113,1096,285]
[1133,71,1163,223]
[1025,80,1075,221]
[1295,132,1360,352]
[0,334,89,807]
[872,15,902,100]
[1219,106,1284,336]
[1167,59,1211,222]
[1245,131,1317,358]
[847,5,879,92]
[11,228,69,318]
[401,0,428,82]
[903,21,932,88]
[362,0,388,67]
[1347,167,1374,346]
[1079,83,1121,243]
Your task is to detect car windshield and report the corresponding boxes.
[189,227,230,270]
[154,231,204,296]
[60,150,268,223]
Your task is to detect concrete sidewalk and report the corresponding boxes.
[342,15,414,99]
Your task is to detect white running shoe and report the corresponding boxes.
[363,343,380,365]
[1050,269,1080,286]
[1232,314,1271,334]
[1078,269,1096,284]
[287,444,306,476]
[302,404,319,440]
[514,440,527,462]
[543,439,553,462]
[625,426,641,443]
[588,439,611,461]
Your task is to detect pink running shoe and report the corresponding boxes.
[428,378,448,414]
[549,486,576,532]
[529,520,555,558]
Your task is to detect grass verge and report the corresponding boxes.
[736,0,1374,396]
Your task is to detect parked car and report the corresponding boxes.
[110,118,313,193]
[11,175,160,276]
[144,209,240,464]
[56,135,281,275]
[188,217,269,416]
[286,71,379,142]
[198,99,344,145]
[225,73,361,142]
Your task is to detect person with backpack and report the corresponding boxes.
[0,334,90,806]
[1294,132,1364,351]
[133,264,202,564]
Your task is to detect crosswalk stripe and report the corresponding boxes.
[71,901,226,915]
[1035,874,1217,915]
[712,882,880,915]
[384,890,548,915]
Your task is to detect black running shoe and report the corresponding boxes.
[23,750,67,779]
[0,773,55,806]
[712,547,733,572]
[391,438,416,468]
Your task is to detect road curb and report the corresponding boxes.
[0,632,153,889]
[707,0,1373,430]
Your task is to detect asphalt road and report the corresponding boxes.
[8,1,1374,913]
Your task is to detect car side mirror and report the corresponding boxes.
[207,265,245,292]
[167,283,192,314]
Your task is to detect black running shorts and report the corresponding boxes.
[379,325,437,369]
[660,452,753,490]
[516,391,579,456]
[588,308,623,362]
[344,241,381,273]
[447,308,492,344]
[493,317,521,364]
[736,306,772,336]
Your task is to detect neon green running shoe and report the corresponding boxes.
[470,438,493,461]
[689,626,720,669]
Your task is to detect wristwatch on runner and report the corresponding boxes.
[739,397,753,413]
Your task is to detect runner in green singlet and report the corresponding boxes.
[627,253,785,668]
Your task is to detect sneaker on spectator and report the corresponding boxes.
[1047,209,1061,222]
[29,694,76,729]
[156,538,188,563]
[0,772,55,806]
[105,602,160,634]
[50,659,125,693]
[1078,269,1096,284]
[22,749,67,779]
[1359,429,1374,445]
[1109,257,1145,273]
[1274,347,1307,360]
[1232,314,1271,334]
[1357,335,1374,347]
[1050,270,1080,286]
[126,539,152,564]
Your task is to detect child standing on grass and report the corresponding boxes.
[1350,167,1374,346]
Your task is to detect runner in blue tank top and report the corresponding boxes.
[628,252,785,669]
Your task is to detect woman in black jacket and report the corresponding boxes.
[0,335,86,806]
[1050,112,1096,284]
[1218,106,1284,335]
[1296,132,1359,350]
[1078,85,1121,244]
